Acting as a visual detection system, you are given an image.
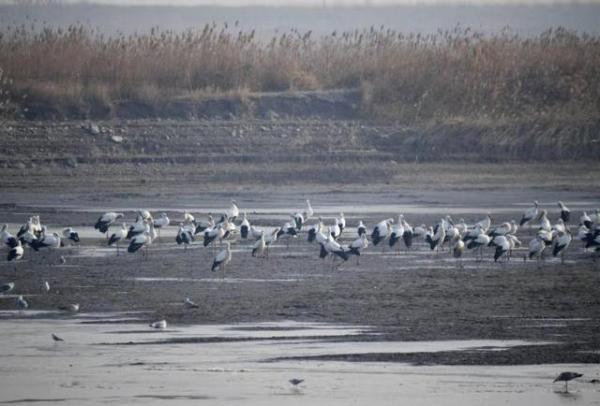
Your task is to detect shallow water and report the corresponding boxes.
[0,316,597,405]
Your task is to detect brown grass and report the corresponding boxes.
[0,23,599,122]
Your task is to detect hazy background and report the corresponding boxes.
[1,1,599,36]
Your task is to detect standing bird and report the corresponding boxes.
[61,227,80,246]
[153,212,170,239]
[475,214,492,233]
[16,295,28,310]
[553,372,583,393]
[240,212,250,239]
[227,200,240,222]
[303,199,314,221]
[329,220,341,240]
[453,239,465,264]
[307,217,323,243]
[51,333,64,342]
[322,234,349,267]
[194,215,214,235]
[399,215,414,249]
[108,223,127,255]
[31,230,61,251]
[252,233,266,258]
[426,219,446,251]
[527,235,546,264]
[126,215,147,239]
[211,241,232,274]
[8,240,24,262]
[337,213,346,235]
[128,231,152,256]
[94,212,124,235]
[356,220,367,237]
[557,201,570,223]
[1,224,18,248]
[388,217,404,251]
[292,211,305,231]
[552,230,572,263]
[347,233,368,264]
[520,201,539,226]
[580,212,592,229]
[466,232,491,261]
[176,223,194,249]
[371,218,393,246]
[538,210,551,232]
[263,228,281,258]
[493,235,510,262]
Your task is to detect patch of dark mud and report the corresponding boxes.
[135,395,213,400]
[103,334,376,346]
[269,344,600,366]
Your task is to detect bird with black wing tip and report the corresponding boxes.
[554,371,583,393]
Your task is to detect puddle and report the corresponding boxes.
[130,277,302,284]
[0,316,595,405]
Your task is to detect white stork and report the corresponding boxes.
[492,235,510,262]
[307,217,323,243]
[240,212,250,239]
[520,201,539,226]
[1,224,18,249]
[153,213,170,239]
[347,233,368,264]
[466,232,491,261]
[176,223,194,250]
[337,213,346,235]
[371,218,393,246]
[8,240,24,262]
[357,220,367,237]
[108,223,127,255]
[61,227,80,246]
[227,200,240,221]
[527,234,546,264]
[399,215,414,249]
[580,212,592,229]
[252,232,266,258]
[557,201,570,223]
[552,230,572,263]
[127,231,152,257]
[303,199,314,220]
[211,241,232,274]
[194,215,214,235]
[95,212,125,236]
[538,210,551,232]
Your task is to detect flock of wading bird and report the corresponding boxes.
[2,199,600,274]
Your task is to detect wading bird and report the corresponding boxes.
[211,241,232,274]
[94,212,124,235]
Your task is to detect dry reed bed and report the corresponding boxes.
[0,24,599,122]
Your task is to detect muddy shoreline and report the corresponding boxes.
[1,185,599,367]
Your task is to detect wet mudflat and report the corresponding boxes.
[1,182,599,404]
[0,315,598,405]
